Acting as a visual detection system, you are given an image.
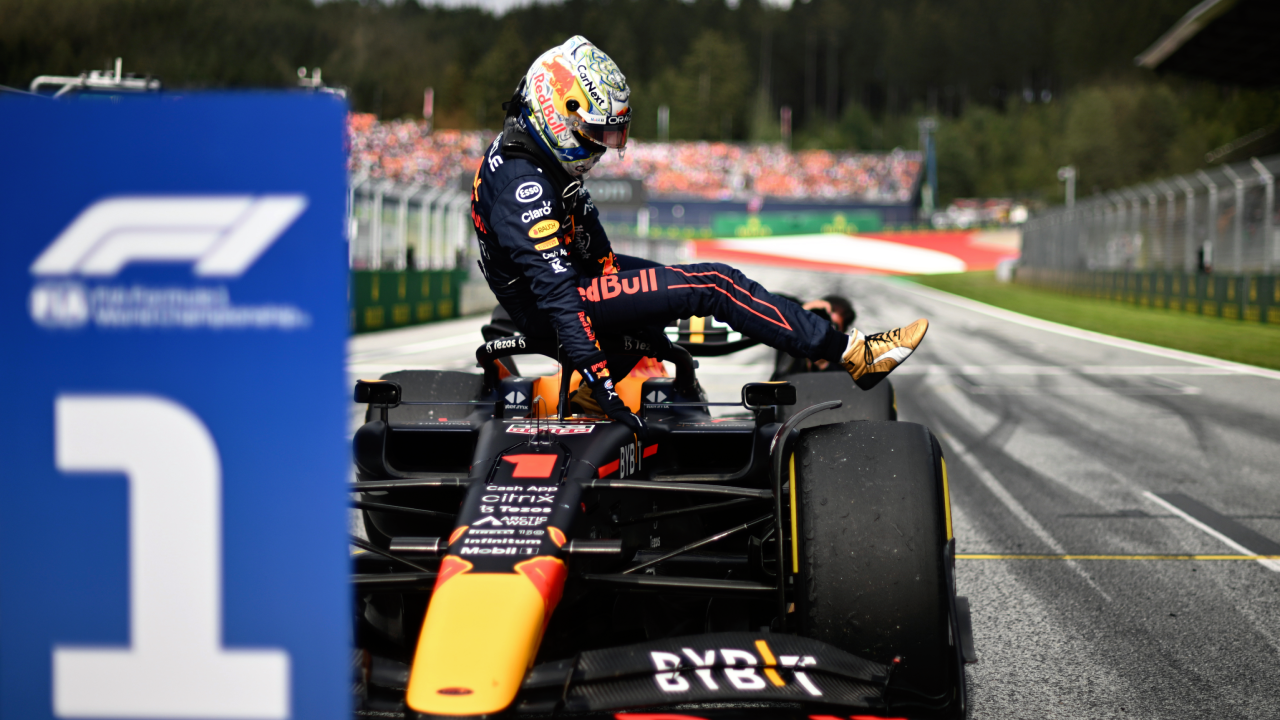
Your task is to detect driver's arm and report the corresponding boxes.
[489,174,607,374]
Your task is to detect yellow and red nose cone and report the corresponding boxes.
[406,557,567,715]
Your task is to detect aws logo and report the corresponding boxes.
[649,640,822,697]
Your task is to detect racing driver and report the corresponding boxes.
[471,36,928,436]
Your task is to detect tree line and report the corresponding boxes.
[4,0,1277,203]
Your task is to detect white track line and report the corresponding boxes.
[1143,492,1280,573]
[941,432,1112,601]
[894,364,1239,376]
[895,280,1280,381]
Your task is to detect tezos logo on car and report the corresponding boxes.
[515,182,543,203]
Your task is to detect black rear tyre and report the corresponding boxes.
[794,420,962,716]
[778,374,896,430]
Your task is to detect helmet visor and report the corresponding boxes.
[573,109,631,150]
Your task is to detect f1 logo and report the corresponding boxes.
[31,195,307,278]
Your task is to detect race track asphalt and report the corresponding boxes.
[348,264,1280,719]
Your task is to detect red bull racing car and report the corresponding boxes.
[351,314,975,719]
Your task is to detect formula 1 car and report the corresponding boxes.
[350,311,975,719]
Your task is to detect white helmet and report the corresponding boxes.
[521,36,632,176]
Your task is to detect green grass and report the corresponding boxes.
[906,271,1280,371]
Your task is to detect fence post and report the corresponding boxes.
[1251,157,1274,274]
[449,193,471,269]
[1175,176,1196,273]
[1108,192,1126,270]
[371,183,385,270]
[1158,180,1176,271]
[1196,170,1218,272]
[347,172,367,269]
[417,188,444,271]
[1122,190,1141,270]
[1144,187,1159,270]
[1221,164,1246,274]
[396,183,420,271]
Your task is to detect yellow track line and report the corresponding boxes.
[958,554,1280,560]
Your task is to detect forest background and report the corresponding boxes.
[4,0,1278,205]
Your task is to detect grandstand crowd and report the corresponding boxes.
[348,114,921,203]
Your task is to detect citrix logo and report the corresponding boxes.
[521,201,553,224]
[31,195,307,278]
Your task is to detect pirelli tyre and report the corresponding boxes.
[358,369,482,547]
[793,420,964,717]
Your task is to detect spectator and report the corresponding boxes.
[347,115,922,203]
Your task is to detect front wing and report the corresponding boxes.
[513,632,891,715]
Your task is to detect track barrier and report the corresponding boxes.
[1015,267,1279,324]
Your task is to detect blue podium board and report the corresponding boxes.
[0,94,350,719]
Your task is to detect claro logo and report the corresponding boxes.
[521,201,553,224]
[29,195,309,331]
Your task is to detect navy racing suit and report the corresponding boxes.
[470,114,849,380]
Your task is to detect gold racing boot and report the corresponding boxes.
[842,318,929,390]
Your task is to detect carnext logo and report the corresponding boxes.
[29,195,311,331]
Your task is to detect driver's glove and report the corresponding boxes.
[579,362,648,440]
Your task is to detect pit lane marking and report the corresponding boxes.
[1145,492,1280,572]
[941,432,1113,601]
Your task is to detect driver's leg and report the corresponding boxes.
[579,262,927,389]
[580,263,847,363]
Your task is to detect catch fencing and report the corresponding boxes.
[345,177,692,332]
[347,177,694,272]
[1018,155,1280,324]
[348,176,474,271]
[1021,155,1280,275]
